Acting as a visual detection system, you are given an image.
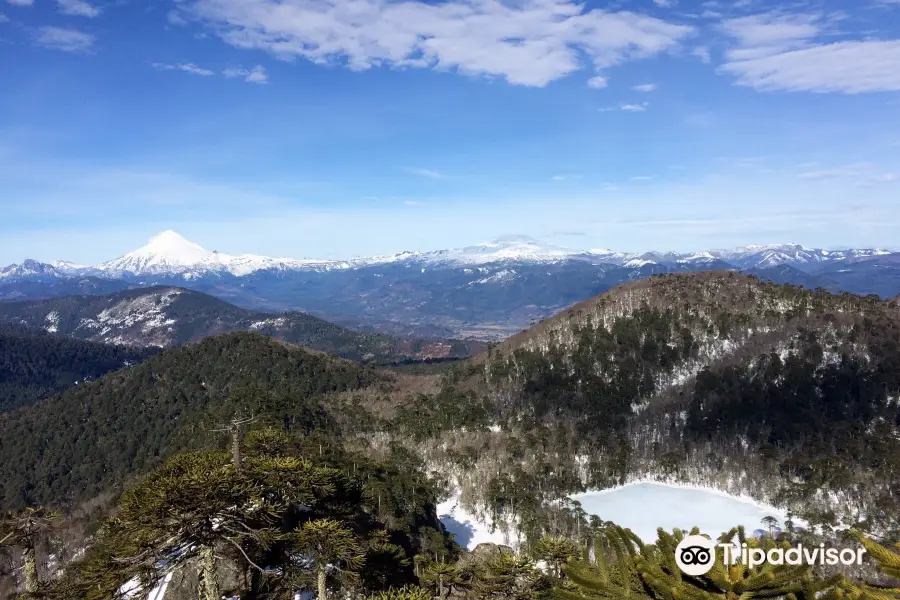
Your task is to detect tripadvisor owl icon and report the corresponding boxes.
[675,535,716,576]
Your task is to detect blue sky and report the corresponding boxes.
[2,0,900,264]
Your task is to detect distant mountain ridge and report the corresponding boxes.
[0,287,480,363]
[2,231,899,340]
[1,231,894,279]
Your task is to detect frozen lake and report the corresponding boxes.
[573,482,795,542]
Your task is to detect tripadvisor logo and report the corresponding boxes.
[674,534,867,576]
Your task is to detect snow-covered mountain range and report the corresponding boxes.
[1,230,894,280]
[2,231,898,340]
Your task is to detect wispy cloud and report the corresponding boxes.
[632,83,657,92]
[173,0,694,88]
[692,46,712,63]
[6,0,33,6]
[799,162,872,179]
[34,26,94,52]
[552,174,584,181]
[631,175,656,180]
[405,167,445,179]
[152,62,215,76]
[56,0,100,17]
[599,102,650,112]
[0,11,8,21]
[587,75,608,89]
[404,200,420,206]
[720,11,900,93]
[653,0,677,6]
[223,65,269,84]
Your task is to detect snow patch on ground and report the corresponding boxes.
[437,492,514,550]
[44,310,59,333]
[76,289,181,344]
[472,269,518,285]
[249,317,288,330]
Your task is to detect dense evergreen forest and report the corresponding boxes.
[0,323,155,412]
[1,272,899,598]
[0,333,382,510]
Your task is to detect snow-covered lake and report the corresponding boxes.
[573,482,796,542]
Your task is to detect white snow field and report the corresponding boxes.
[437,493,513,550]
[573,482,801,542]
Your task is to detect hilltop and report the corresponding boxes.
[0,286,480,363]
[0,333,384,510]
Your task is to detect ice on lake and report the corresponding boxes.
[573,483,795,542]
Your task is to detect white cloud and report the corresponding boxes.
[722,12,820,61]
[632,83,657,91]
[405,167,445,179]
[874,173,899,183]
[799,162,872,180]
[404,200,420,206]
[587,75,608,88]
[6,0,33,6]
[223,65,269,84]
[34,26,94,52]
[723,40,900,93]
[653,0,676,6]
[717,11,900,93]
[552,174,583,181]
[167,10,188,25]
[692,45,712,63]
[175,0,694,88]
[631,175,656,180]
[701,9,722,18]
[57,0,100,17]
[620,101,649,111]
[153,62,215,76]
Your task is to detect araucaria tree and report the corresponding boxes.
[77,451,344,600]
[295,518,363,600]
[560,525,846,600]
[0,507,60,595]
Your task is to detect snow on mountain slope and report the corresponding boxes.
[96,231,336,277]
[413,235,585,265]
[3,230,898,280]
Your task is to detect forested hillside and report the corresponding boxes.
[382,273,900,538]
[0,287,480,363]
[0,333,383,510]
[1,273,899,599]
[0,323,155,412]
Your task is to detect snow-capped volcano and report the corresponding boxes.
[2,230,897,282]
[96,231,334,277]
[98,231,212,275]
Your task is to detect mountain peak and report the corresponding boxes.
[97,231,213,275]
[142,231,208,260]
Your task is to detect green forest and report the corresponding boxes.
[1,273,899,598]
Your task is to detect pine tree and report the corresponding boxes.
[295,518,363,600]
[0,507,60,596]
[367,584,432,600]
[74,451,341,600]
[534,535,580,581]
[560,525,844,600]
[842,530,900,600]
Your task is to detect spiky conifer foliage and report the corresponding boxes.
[42,429,451,600]
[0,507,60,595]
[559,525,846,600]
[840,531,900,600]
[367,584,432,600]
